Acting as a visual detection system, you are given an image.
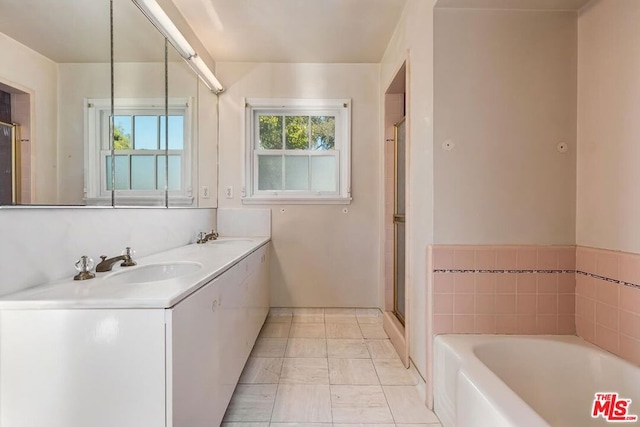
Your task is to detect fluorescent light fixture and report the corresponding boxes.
[132,0,196,59]
[131,0,224,94]
[188,55,224,93]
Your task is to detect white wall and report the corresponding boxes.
[0,33,58,204]
[57,61,218,207]
[0,208,215,297]
[577,0,640,253]
[216,62,381,308]
[434,9,577,245]
[380,0,437,384]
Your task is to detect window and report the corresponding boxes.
[84,98,193,205]
[244,98,351,204]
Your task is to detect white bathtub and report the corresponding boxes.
[434,335,640,427]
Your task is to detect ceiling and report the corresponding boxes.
[171,0,407,63]
[435,0,592,11]
[0,0,176,63]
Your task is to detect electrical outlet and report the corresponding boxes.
[201,186,210,199]
[225,186,233,199]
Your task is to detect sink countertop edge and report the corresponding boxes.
[0,236,271,310]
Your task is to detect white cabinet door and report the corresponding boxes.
[0,309,166,427]
[168,276,223,427]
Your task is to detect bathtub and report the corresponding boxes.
[434,335,640,427]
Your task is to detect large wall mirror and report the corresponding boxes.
[0,0,217,208]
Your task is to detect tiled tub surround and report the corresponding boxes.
[575,246,640,366]
[432,246,577,335]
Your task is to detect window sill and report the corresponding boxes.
[242,196,352,205]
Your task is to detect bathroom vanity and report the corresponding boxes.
[0,237,270,427]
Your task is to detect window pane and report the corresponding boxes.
[168,155,181,190]
[160,115,184,150]
[285,116,309,150]
[113,116,132,150]
[106,155,130,190]
[134,116,158,150]
[258,155,283,190]
[131,155,156,190]
[311,156,337,192]
[311,116,335,150]
[285,156,309,191]
[258,115,283,149]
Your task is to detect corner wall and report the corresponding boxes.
[380,0,438,388]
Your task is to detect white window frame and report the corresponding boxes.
[243,98,352,204]
[84,98,194,206]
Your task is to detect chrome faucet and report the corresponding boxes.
[95,247,137,272]
[197,230,219,244]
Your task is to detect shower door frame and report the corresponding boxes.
[393,117,406,326]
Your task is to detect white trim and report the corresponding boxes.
[242,98,351,204]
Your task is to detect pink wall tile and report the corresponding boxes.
[576,316,595,342]
[537,315,558,334]
[558,248,576,270]
[537,248,559,270]
[576,247,597,272]
[557,294,575,315]
[620,285,640,313]
[537,274,558,293]
[433,315,454,334]
[596,251,619,280]
[434,294,454,315]
[595,302,619,331]
[496,248,517,269]
[518,315,537,334]
[517,247,537,269]
[558,273,575,294]
[619,335,640,366]
[619,253,640,284]
[497,274,517,293]
[576,275,596,299]
[558,315,576,334]
[434,273,454,294]
[537,294,558,315]
[495,295,517,314]
[517,275,536,294]
[476,294,496,314]
[433,248,454,270]
[475,274,496,293]
[453,273,474,293]
[595,324,619,354]
[517,295,536,315]
[620,311,640,340]
[453,248,475,269]
[475,315,496,334]
[496,315,518,334]
[475,249,497,269]
[595,280,619,307]
[576,295,596,320]
[454,294,475,314]
[454,315,475,333]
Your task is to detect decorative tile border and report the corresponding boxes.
[433,269,573,274]
[576,270,640,291]
[433,269,640,291]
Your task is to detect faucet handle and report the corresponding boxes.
[120,247,137,267]
[74,256,95,281]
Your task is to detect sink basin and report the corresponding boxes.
[103,262,202,285]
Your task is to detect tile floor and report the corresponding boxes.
[222,308,442,427]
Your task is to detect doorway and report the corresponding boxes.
[393,118,406,324]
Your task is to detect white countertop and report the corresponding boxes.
[0,237,270,310]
